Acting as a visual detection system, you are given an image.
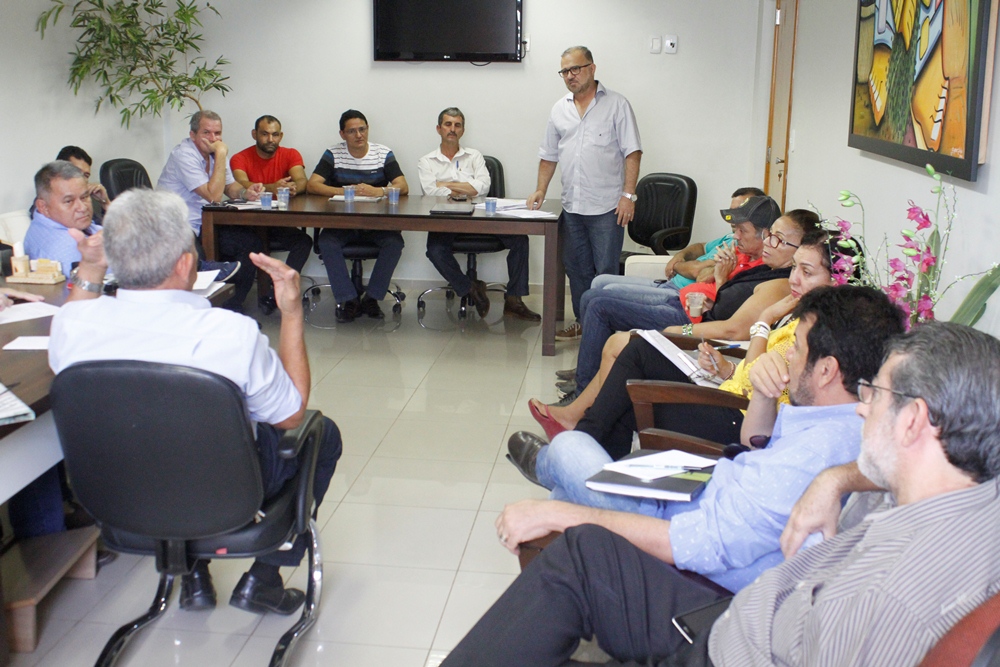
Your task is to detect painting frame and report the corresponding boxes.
[848,0,997,181]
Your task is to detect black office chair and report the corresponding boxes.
[50,361,326,667]
[619,173,698,273]
[99,159,153,200]
[416,154,509,319]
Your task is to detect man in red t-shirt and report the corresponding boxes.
[230,115,313,314]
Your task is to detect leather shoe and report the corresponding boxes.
[229,572,305,616]
[336,297,362,323]
[258,295,278,316]
[503,295,541,321]
[506,431,548,488]
[467,280,491,318]
[180,563,217,611]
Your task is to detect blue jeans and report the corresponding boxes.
[560,210,625,321]
[576,294,691,391]
[536,431,683,519]
[317,229,404,302]
[578,275,680,321]
[7,466,66,538]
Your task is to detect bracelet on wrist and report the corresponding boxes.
[722,360,737,381]
[682,323,694,336]
[749,321,771,340]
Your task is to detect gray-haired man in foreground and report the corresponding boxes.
[49,189,342,616]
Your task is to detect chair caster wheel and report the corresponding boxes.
[446,290,455,300]
[393,304,402,314]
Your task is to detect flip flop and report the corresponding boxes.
[528,399,568,440]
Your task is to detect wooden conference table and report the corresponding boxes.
[201,194,567,356]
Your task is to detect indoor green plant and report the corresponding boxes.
[36,0,231,127]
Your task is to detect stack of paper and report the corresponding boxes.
[586,449,716,501]
[0,381,35,426]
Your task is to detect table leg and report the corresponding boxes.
[201,211,218,260]
[542,222,562,356]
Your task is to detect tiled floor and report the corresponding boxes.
[12,287,575,667]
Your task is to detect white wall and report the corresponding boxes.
[0,0,771,284]
[787,2,1000,335]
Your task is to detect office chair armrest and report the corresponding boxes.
[637,428,726,456]
[649,227,692,254]
[626,379,750,432]
[518,531,563,571]
[277,410,324,459]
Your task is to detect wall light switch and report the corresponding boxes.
[663,34,678,54]
[649,35,663,54]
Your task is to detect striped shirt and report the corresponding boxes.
[709,478,1000,666]
[311,142,403,188]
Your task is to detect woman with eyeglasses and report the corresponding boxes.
[526,227,857,461]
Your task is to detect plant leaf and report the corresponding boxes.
[950,265,1000,327]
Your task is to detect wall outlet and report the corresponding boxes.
[649,35,663,54]
[663,34,678,54]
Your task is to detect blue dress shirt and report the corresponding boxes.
[23,210,101,277]
[663,403,862,592]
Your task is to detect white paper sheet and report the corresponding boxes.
[2,336,49,351]
[0,301,60,325]
[603,450,717,481]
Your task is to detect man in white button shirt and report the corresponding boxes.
[418,107,539,321]
[526,46,642,340]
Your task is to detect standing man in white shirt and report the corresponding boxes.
[526,46,642,340]
[418,107,539,321]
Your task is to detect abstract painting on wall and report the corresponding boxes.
[849,0,998,181]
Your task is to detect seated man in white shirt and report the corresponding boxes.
[417,108,539,321]
[49,190,342,615]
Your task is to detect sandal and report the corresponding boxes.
[528,399,568,440]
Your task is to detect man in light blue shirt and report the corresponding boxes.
[527,46,642,339]
[498,286,905,594]
[24,161,101,278]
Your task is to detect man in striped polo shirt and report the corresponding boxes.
[442,321,1000,667]
[306,109,409,322]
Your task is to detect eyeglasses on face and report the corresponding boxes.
[856,379,919,405]
[343,127,368,136]
[763,229,799,249]
[557,63,593,78]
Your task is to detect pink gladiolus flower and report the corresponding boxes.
[835,218,852,234]
[888,258,906,274]
[918,249,936,273]
[906,202,932,231]
[917,294,935,320]
[886,282,908,301]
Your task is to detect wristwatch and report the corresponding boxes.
[622,192,638,203]
[69,267,104,294]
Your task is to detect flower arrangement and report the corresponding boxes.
[830,164,1000,328]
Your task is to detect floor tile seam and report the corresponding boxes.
[316,559,465,573]
[22,617,81,666]
[331,500,482,513]
[224,633,254,667]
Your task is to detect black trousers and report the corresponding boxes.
[197,226,266,311]
[441,525,725,667]
[576,338,744,460]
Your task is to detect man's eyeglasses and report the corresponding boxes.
[343,127,368,136]
[856,379,919,404]
[557,63,593,78]
[763,229,799,249]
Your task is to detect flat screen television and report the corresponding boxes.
[373,0,523,63]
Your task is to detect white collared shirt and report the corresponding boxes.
[49,289,301,426]
[539,81,642,215]
[417,146,491,197]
